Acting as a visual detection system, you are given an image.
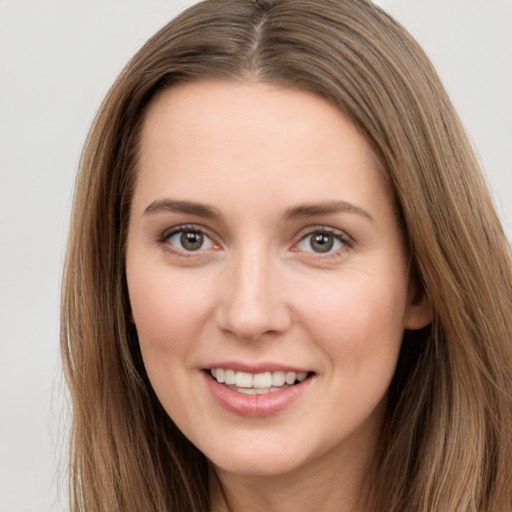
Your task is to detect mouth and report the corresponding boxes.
[207,368,314,395]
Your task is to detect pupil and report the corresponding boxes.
[181,231,203,251]
[311,233,333,253]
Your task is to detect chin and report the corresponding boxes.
[212,454,306,479]
[201,432,315,479]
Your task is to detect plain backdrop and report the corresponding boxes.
[0,1,510,510]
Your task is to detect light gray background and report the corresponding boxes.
[1,1,510,511]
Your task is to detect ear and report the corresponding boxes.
[404,284,432,330]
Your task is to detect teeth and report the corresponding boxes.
[296,372,308,382]
[253,372,272,388]
[285,371,296,385]
[210,368,310,391]
[224,369,236,385]
[235,371,253,388]
[271,371,286,386]
[236,386,288,394]
[237,387,258,395]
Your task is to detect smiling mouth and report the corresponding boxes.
[208,368,313,395]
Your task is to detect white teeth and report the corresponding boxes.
[210,368,310,391]
[224,369,236,385]
[236,386,290,394]
[253,372,272,388]
[271,371,286,386]
[237,387,257,394]
[285,372,297,385]
[235,371,253,388]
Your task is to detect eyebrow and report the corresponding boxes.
[284,201,375,223]
[142,198,374,223]
[142,199,220,219]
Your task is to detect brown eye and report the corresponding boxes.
[167,228,214,252]
[296,229,348,254]
[181,231,204,251]
[310,233,334,253]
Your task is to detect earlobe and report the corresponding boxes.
[404,302,432,330]
[404,287,433,330]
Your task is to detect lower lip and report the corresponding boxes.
[203,371,313,417]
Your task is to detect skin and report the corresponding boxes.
[126,80,431,512]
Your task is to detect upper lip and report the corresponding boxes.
[204,361,313,374]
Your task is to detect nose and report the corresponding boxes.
[215,247,292,342]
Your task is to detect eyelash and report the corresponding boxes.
[159,224,217,256]
[158,224,353,257]
[294,226,353,258]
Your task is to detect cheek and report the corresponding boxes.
[300,272,408,370]
[127,266,216,364]
[308,280,407,431]
[128,270,211,344]
[127,268,216,423]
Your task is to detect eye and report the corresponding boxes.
[296,229,349,254]
[165,227,215,252]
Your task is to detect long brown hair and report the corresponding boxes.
[61,0,512,510]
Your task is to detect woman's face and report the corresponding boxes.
[126,80,430,479]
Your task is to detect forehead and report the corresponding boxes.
[134,79,391,220]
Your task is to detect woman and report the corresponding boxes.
[61,0,512,510]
